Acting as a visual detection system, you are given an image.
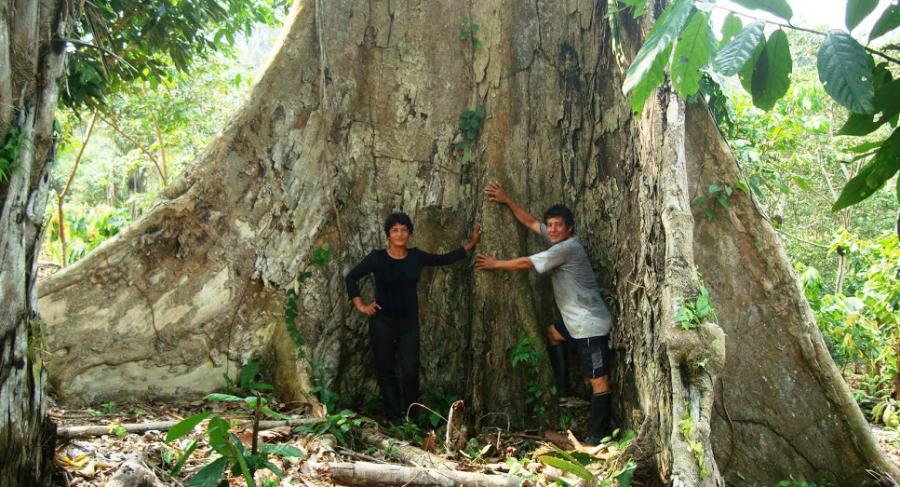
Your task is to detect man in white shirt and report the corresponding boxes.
[475,180,613,444]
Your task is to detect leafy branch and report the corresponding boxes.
[622,0,900,211]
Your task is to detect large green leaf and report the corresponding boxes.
[165,411,210,443]
[818,30,875,114]
[205,393,244,402]
[838,112,881,136]
[629,44,673,113]
[538,455,594,481]
[623,0,694,97]
[833,128,900,211]
[188,456,228,487]
[672,11,714,98]
[731,0,792,20]
[620,0,649,18]
[261,444,304,457]
[869,3,900,42]
[207,416,231,454]
[846,0,878,31]
[714,21,765,76]
[720,13,743,48]
[751,29,792,111]
[739,37,766,93]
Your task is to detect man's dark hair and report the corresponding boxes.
[384,212,414,236]
[543,204,575,229]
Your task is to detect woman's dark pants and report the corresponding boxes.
[368,315,420,422]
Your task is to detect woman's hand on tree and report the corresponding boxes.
[464,224,482,252]
[357,301,381,317]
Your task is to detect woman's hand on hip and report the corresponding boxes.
[357,301,381,317]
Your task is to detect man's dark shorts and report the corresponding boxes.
[553,322,610,378]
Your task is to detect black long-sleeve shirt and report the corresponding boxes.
[345,247,466,321]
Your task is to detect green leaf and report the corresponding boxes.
[629,43,673,114]
[846,140,883,153]
[731,0,793,20]
[207,417,231,453]
[719,13,743,48]
[238,361,261,390]
[623,0,694,98]
[261,406,288,420]
[205,393,244,402]
[818,30,875,114]
[620,0,648,18]
[739,39,766,93]
[833,128,900,210]
[672,11,714,98]
[869,3,900,42]
[846,0,878,31]
[229,442,256,487]
[838,112,881,136]
[166,411,210,443]
[751,29,792,111]
[188,456,228,487]
[538,455,594,481]
[714,21,765,76]
[691,196,708,206]
[170,439,199,477]
[261,444,304,457]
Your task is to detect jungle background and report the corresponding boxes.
[19,0,899,484]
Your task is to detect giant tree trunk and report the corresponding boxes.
[37,1,898,485]
[0,0,75,484]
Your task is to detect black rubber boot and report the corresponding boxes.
[548,343,569,398]
[586,391,612,445]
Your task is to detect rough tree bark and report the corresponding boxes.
[0,0,76,484]
[36,1,898,486]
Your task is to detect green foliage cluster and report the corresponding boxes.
[506,329,551,421]
[222,359,274,396]
[690,182,736,220]
[64,0,286,110]
[44,203,130,264]
[295,409,372,449]
[676,409,709,479]
[454,106,487,165]
[0,127,29,182]
[675,276,717,331]
[536,433,638,486]
[165,393,300,487]
[800,231,898,425]
[459,18,482,49]
[623,0,900,210]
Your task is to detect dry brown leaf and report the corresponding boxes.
[421,431,436,452]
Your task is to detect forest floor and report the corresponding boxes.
[50,398,646,486]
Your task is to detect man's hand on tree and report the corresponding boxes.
[484,180,511,205]
[474,253,497,270]
[464,224,482,253]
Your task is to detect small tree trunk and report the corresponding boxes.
[0,0,77,483]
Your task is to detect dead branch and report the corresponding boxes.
[359,426,457,470]
[312,460,521,487]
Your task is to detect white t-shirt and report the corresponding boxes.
[528,224,612,338]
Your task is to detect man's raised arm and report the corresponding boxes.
[484,180,541,235]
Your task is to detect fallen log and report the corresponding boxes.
[317,461,521,487]
[359,426,456,469]
[58,417,322,439]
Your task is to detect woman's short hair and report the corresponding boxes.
[384,212,414,236]
[543,204,575,229]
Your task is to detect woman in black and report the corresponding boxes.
[346,212,480,424]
